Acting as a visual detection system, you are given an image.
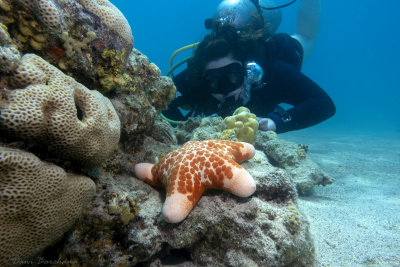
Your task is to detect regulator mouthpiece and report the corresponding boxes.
[245,61,263,86]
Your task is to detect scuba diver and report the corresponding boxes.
[206,0,321,60]
[162,0,335,133]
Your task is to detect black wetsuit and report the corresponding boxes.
[163,34,336,133]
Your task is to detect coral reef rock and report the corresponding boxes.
[256,131,333,195]
[173,117,332,195]
[106,49,176,173]
[1,0,133,93]
[0,54,121,168]
[0,1,176,265]
[0,147,96,267]
[175,117,224,144]
[43,144,315,266]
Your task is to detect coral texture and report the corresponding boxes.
[0,23,21,73]
[0,147,96,266]
[222,106,259,144]
[0,2,319,266]
[76,0,133,45]
[15,0,62,31]
[135,139,256,223]
[1,0,133,93]
[0,46,20,73]
[0,54,120,167]
[174,117,225,145]
[108,49,176,170]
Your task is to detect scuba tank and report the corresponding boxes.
[205,0,297,34]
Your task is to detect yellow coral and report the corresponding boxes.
[96,48,129,92]
[107,193,139,225]
[223,107,259,144]
[61,30,97,57]
[12,12,49,52]
[0,0,12,12]
[296,148,307,158]
[287,205,300,230]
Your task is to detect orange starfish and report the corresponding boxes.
[134,139,256,223]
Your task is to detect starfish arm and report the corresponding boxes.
[222,164,256,197]
[224,141,256,163]
[162,186,205,223]
[202,154,256,197]
[134,163,160,186]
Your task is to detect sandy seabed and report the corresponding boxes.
[283,130,400,267]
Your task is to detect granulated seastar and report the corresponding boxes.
[134,139,256,223]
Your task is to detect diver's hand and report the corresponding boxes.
[258,118,277,131]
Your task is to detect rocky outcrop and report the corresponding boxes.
[45,145,315,266]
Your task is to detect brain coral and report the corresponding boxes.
[76,0,133,46]
[0,54,121,167]
[0,146,96,266]
[15,0,62,31]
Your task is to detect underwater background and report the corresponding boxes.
[113,0,400,136]
[1,1,399,265]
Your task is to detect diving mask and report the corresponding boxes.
[204,62,245,95]
[203,61,263,96]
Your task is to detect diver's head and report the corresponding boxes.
[203,55,248,116]
[203,56,245,101]
[203,56,263,104]
[188,24,263,104]
[205,0,282,34]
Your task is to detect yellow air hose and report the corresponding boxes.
[162,42,200,125]
[166,42,199,78]
[160,112,182,126]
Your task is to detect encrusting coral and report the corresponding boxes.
[0,146,96,266]
[134,139,256,223]
[222,106,259,144]
[60,30,97,58]
[0,23,21,73]
[0,53,120,167]
[1,0,134,93]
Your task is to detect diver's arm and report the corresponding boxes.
[266,60,335,133]
[291,0,321,60]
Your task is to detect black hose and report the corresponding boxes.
[259,0,297,10]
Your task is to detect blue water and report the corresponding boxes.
[113,0,400,135]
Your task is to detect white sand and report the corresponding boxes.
[283,130,400,266]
